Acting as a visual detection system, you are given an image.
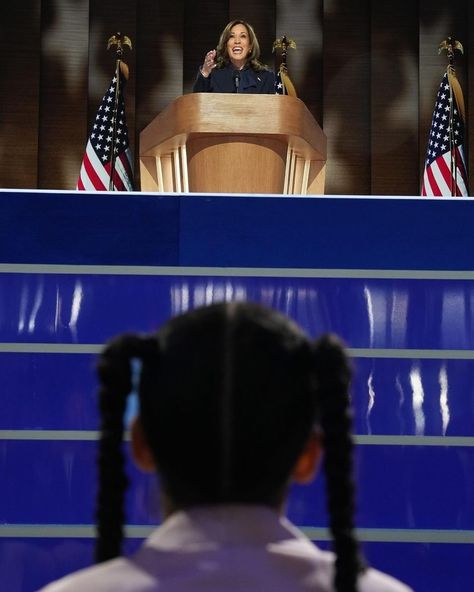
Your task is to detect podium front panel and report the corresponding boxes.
[187,134,287,194]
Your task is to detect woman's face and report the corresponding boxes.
[226,23,251,68]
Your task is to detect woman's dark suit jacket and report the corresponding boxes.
[193,63,275,94]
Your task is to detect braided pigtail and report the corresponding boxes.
[312,335,365,592]
[95,333,158,563]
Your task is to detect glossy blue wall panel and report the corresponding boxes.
[1,192,474,592]
[0,354,98,430]
[2,273,474,349]
[361,542,473,592]
[2,353,474,436]
[2,440,473,532]
[178,195,474,270]
[357,445,474,530]
[0,192,180,265]
[290,444,474,530]
[2,192,474,269]
[0,441,160,525]
[352,358,474,437]
[0,274,174,344]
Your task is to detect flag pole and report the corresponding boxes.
[107,33,132,191]
[108,57,121,192]
[272,36,297,97]
[439,37,464,196]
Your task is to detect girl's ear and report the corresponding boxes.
[130,416,156,473]
[291,432,323,484]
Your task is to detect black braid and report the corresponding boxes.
[312,335,365,592]
[95,333,159,563]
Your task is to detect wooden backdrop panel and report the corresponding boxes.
[135,1,185,190]
[183,2,229,94]
[0,0,473,194]
[371,0,419,195]
[37,0,89,190]
[0,4,41,189]
[276,0,323,123]
[323,0,371,195]
[229,0,276,69]
[136,0,184,120]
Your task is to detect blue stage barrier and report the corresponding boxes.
[0,190,473,591]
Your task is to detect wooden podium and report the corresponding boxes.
[139,93,326,195]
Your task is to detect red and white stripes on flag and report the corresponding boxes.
[421,71,469,197]
[422,145,468,197]
[77,68,133,191]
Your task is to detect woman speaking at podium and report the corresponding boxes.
[193,19,275,94]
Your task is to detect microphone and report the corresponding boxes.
[233,70,240,93]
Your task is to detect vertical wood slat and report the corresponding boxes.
[157,156,164,192]
[419,0,469,195]
[181,144,189,192]
[292,155,304,193]
[37,0,89,190]
[302,159,310,194]
[288,148,296,193]
[323,0,371,195]
[0,4,41,189]
[173,148,181,192]
[161,154,174,192]
[283,144,291,193]
[371,0,419,195]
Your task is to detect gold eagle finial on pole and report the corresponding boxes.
[438,36,463,65]
[273,36,296,55]
[107,32,133,56]
[107,32,132,80]
[438,36,465,122]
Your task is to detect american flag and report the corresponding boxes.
[421,71,468,197]
[77,69,133,191]
[275,68,286,95]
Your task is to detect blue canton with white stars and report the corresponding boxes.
[425,72,464,166]
[90,74,130,164]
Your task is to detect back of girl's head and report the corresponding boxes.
[139,301,315,506]
[95,301,364,591]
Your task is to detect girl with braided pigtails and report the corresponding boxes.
[41,302,412,592]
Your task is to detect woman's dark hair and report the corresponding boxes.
[95,301,365,591]
[215,19,268,71]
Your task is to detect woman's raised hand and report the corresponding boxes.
[201,49,217,77]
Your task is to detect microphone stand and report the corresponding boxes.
[233,70,240,93]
